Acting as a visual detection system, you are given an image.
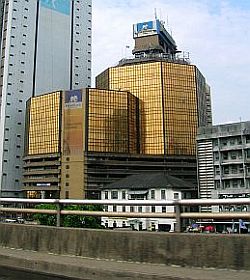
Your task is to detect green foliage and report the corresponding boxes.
[33,204,103,229]
[33,204,57,226]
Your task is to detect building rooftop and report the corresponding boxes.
[103,172,195,191]
[197,121,250,139]
[118,52,190,67]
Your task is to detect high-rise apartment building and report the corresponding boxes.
[197,122,250,212]
[0,0,92,197]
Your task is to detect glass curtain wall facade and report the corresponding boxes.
[23,88,139,199]
[96,61,207,156]
[162,63,197,155]
[23,91,61,198]
[87,89,139,154]
[27,92,61,155]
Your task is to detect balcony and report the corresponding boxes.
[23,169,60,176]
[23,177,60,184]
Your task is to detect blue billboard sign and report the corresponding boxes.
[65,90,82,109]
[41,0,70,15]
[136,21,154,33]
[133,20,161,38]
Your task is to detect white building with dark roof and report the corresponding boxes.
[101,173,196,232]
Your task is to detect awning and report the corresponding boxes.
[128,190,148,195]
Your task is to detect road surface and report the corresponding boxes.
[0,266,79,280]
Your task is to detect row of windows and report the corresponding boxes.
[213,136,247,147]
[104,190,179,200]
[215,179,250,189]
[104,205,169,213]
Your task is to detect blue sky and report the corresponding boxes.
[92,0,250,124]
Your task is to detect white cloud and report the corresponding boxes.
[92,0,250,124]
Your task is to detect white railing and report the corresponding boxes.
[0,198,250,232]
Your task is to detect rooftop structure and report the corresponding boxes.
[132,19,178,56]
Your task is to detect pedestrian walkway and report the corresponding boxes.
[0,246,249,280]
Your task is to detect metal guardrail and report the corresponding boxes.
[0,198,250,232]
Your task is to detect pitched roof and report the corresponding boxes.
[103,172,195,190]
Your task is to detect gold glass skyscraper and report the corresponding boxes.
[24,89,139,199]
[23,19,212,199]
[96,61,210,156]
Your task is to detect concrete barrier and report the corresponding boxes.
[0,223,249,271]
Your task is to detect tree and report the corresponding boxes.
[33,204,103,228]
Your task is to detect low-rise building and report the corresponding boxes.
[101,173,196,231]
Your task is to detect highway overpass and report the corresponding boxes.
[0,223,249,279]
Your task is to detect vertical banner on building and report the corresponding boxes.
[40,0,71,15]
[63,89,83,155]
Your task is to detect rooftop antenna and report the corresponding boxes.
[154,8,158,20]
[166,15,170,32]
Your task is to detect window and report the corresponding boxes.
[215,180,220,189]
[130,206,134,212]
[213,139,218,147]
[232,180,238,188]
[111,190,118,199]
[214,152,219,161]
[230,138,235,145]
[174,193,179,199]
[138,206,142,213]
[222,152,228,160]
[113,205,117,212]
[151,206,155,213]
[246,149,250,159]
[214,166,220,175]
[65,191,69,199]
[223,166,229,175]
[122,206,126,212]
[161,190,166,199]
[122,190,126,199]
[162,206,166,213]
[104,191,108,199]
[224,181,230,188]
[222,140,227,146]
[231,166,238,174]
[246,135,250,144]
[231,152,237,160]
[151,190,155,199]
[103,205,108,212]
